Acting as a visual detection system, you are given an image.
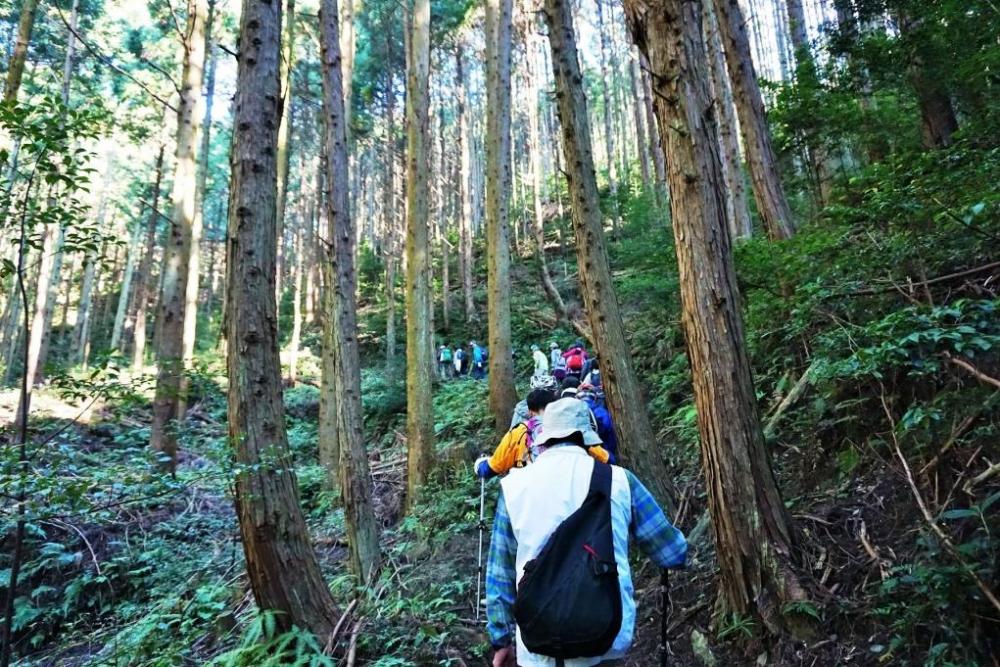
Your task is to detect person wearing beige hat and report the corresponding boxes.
[485,398,687,667]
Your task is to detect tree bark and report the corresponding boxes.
[130,146,166,367]
[320,0,381,581]
[226,0,341,638]
[405,0,435,509]
[894,9,958,149]
[455,45,476,323]
[712,0,796,241]
[703,0,752,240]
[485,0,518,433]
[23,222,58,387]
[383,72,399,366]
[639,54,667,205]
[627,50,651,188]
[275,0,297,308]
[180,0,217,410]
[594,0,621,239]
[111,215,143,352]
[527,30,572,325]
[543,0,676,509]
[152,0,209,473]
[3,0,38,104]
[625,0,809,634]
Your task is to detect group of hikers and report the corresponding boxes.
[471,339,688,667]
[438,341,488,380]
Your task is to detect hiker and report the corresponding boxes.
[454,343,466,376]
[562,339,588,379]
[471,340,487,380]
[485,398,687,667]
[511,373,558,429]
[582,359,601,389]
[549,342,567,382]
[438,345,454,380]
[531,344,549,376]
[578,383,617,459]
[479,384,613,480]
[559,375,581,398]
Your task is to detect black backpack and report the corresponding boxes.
[512,461,622,659]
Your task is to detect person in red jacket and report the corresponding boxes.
[561,339,588,378]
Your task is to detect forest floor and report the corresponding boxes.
[6,141,1000,666]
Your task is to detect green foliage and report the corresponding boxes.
[209,613,335,667]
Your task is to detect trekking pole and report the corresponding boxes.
[659,569,671,667]
[476,474,486,623]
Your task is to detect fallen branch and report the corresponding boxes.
[763,361,817,437]
[880,391,1000,615]
[346,619,362,667]
[964,461,1000,494]
[944,353,1000,390]
[828,261,1000,299]
[324,597,358,655]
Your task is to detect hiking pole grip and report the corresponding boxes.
[659,569,670,667]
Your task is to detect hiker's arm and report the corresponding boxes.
[625,470,688,569]
[479,427,522,478]
[587,445,614,465]
[486,490,517,649]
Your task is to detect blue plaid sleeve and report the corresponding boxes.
[625,470,687,568]
[485,489,517,648]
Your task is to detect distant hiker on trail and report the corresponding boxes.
[438,345,453,379]
[485,398,687,667]
[454,344,466,377]
[531,344,549,376]
[562,339,588,378]
[471,341,486,380]
[478,382,612,479]
[549,342,567,382]
[582,359,601,389]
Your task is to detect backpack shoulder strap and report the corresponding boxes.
[589,461,612,498]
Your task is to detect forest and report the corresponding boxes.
[0,0,998,664]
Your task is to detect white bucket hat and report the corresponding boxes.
[533,397,602,448]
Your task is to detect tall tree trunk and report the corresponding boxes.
[405,0,434,508]
[151,0,208,472]
[627,50,651,188]
[594,0,621,239]
[383,73,399,366]
[704,0,752,240]
[3,0,38,103]
[527,30,571,324]
[275,0,297,308]
[712,0,796,241]
[318,158,342,491]
[894,9,958,149]
[130,146,166,367]
[23,223,59,387]
[785,0,832,205]
[640,54,667,204]
[485,0,518,432]
[320,0,381,581]
[180,0,218,411]
[289,210,304,383]
[226,0,341,638]
[340,0,356,129]
[624,0,809,634]
[456,45,476,323]
[111,215,143,352]
[543,0,676,509]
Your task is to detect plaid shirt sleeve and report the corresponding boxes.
[625,469,688,569]
[485,488,517,648]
